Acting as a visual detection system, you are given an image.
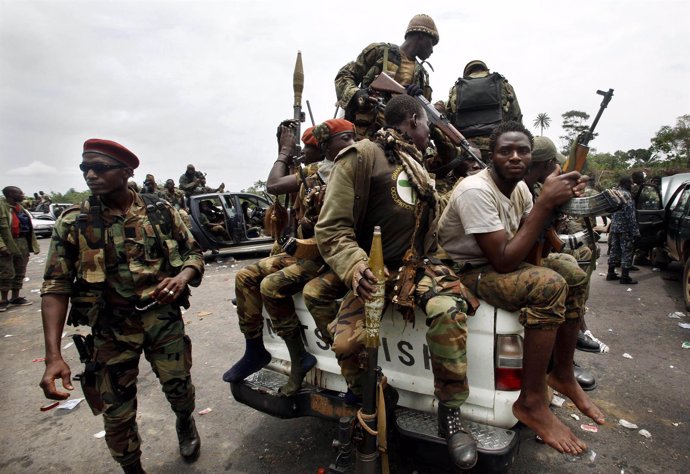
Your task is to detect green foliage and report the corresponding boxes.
[559,110,591,153]
[49,188,90,204]
[651,114,690,167]
[242,179,267,194]
[533,113,551,136]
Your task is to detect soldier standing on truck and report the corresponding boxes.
[38,139,205,474]
[315,95,480,470]
[335,14,438,141]
[445,60,522,160]
[438,121,605,456]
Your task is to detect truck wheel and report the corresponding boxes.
[683,258,690,311]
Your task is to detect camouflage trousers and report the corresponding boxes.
[457,253,587,331]
[608,231,635,269]
[0,237,29,292]
[235,253,296,339]
[260,257,325,338]
[330,263,478,408]
[303,269,348,345]
[92,304,194,466]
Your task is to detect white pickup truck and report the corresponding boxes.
[229,294,522,473]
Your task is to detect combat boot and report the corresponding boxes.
[620,268,638,285]
[176,414,201,462]
[438,403,478,470]
[606,264,620,281]
[121,459,146,474]
[222,337,272,383]
[279,332,317,396]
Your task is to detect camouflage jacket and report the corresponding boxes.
[41,191,204,301]
[335,43,432,112]
[179,173,198,195]
[157,188,186,209]
[315,136,439,288]
[0,197,40,255]
[610,188,640,236]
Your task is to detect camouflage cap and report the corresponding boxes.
[463,60,488,77]
[311,119,355,146]
[532,136,566,164]
[405,14,439,45]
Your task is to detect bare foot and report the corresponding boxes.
[548,373,605,424]
[513,401,587,454]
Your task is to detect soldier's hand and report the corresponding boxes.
[40,359,73,400]
[352,262,389,301]
[404,84,424,97]
[153,275,188,305]
[541,168,587,209]
[278,124,297,157]
[354,90,375,111]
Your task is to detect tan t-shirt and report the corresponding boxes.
[438,168,532,266]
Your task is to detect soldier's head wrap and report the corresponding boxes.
[532,136,566,164]
[405,14,439,45]
[301,126,318,147]
[311,119,355,146]
[463,60,488,77]
[83,138,139,169]
[165,178,175,186]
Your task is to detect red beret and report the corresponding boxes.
[83,138,139,169]
[301,126,318,147]
[312,119,355,146]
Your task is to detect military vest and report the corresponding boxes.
[452,72,504,138]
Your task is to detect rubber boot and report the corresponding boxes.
[222,337,272,382]
[176,414,201,462]
[279,333,317,396]
[620,268,638,285]
[438,403,478,470]
[606,264,620,281]
[121,459,146,474]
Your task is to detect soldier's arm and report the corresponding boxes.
[170,205,204,286]
[266,123,302,195]
[39,294,73,400]
[334,43,382,109]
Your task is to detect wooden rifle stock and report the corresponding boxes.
[369,73,486,169]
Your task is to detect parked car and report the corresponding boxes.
[187,192,275,255]
[635,174,690,308]
[30,212,56,238]
[48,202,73,220]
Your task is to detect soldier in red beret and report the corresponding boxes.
[39,139,205,473]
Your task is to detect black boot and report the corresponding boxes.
[620,268,638,285]
[176,414,201,462]
[438,403,478,470]
[606,264,620,281]
[573,362,597,391]
[222,337,272,382]
[121,459,146,474]
[279,333,316,396]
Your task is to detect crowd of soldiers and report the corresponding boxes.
[30,12,638,474]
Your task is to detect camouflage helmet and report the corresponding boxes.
[532,136,566,164]
[463,60,488,77]
[405,14,439,45]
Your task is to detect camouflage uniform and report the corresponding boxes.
[315,131,477,407]
[335,43,431,140]
[41,191,204,467]
[0,197,39,292]
[446,70,522,159]
[178,172,198,197]
[157,187,186,210]
[302,269,347,344]
[608,188,640,269]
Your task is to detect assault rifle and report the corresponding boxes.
[527,88,615,265]
[369,73,486,170]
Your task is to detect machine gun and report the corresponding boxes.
[369,73,485,170]
[562,89,614,173]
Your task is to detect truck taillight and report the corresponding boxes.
[495,334,523,391]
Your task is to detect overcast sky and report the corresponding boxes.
[1,0,689,196]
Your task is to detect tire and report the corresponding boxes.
[683,258,690,311]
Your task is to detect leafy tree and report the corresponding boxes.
[242,180,267,194]
[651,114,690,167]
[533,113,551,136]
[559,110,590,152]
[49,188,90,204]
[625,148,656,167]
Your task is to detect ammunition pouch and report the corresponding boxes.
[391,250,424,318]
[67,283,105,327]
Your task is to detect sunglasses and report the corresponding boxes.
[79,162,126,174]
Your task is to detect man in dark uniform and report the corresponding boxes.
[335,14,439,140]
[39,139,204,473]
